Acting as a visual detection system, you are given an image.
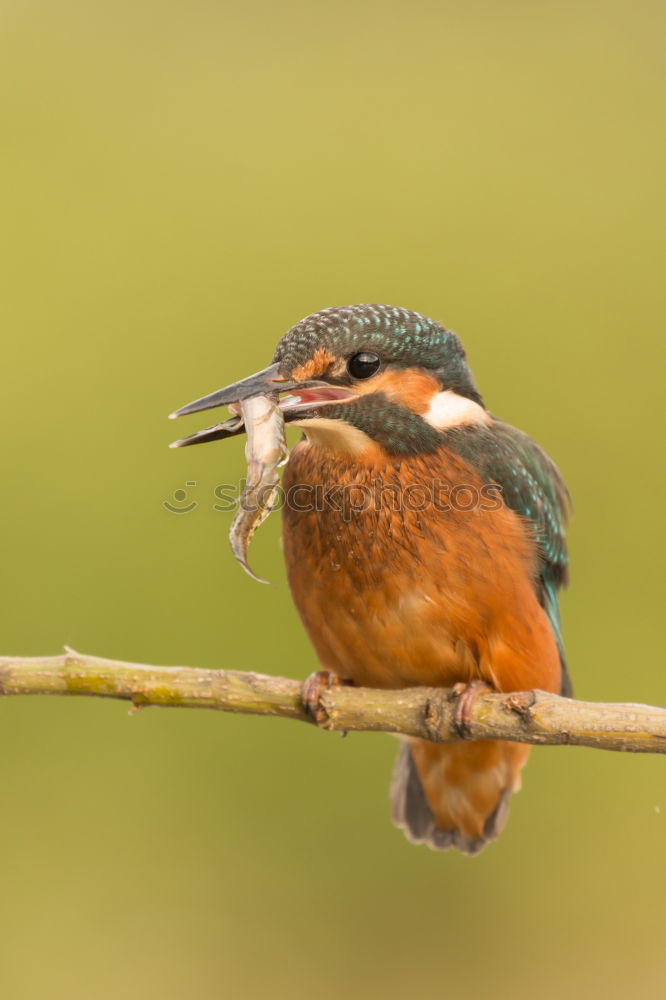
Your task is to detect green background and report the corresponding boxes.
[2,2,665,997]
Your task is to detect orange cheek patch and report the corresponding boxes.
[291,347,336,381]
[356,369,440,414]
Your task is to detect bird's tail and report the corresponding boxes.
[390,738,531,854]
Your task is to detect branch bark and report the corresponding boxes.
[0,649,665,754]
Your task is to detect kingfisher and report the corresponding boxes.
[170,305,571,854]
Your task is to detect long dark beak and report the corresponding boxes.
[168,414,245,449]
[168,362,322,449]
[169,361,354,449]
[169,362,290,448]
[169,362,288,420]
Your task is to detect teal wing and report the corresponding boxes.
[445,420,572,695]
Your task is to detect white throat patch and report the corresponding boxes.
[291,416,374,455]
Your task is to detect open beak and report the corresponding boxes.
[168,361,354,448]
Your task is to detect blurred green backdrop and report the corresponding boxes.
[2,1,665,997]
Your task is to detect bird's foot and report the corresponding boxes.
[450,680,491,734]
[301,670,352,726]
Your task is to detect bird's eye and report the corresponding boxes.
[347,352,380,380]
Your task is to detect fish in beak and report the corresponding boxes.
[168,362,354,582]
[168,362,353,448]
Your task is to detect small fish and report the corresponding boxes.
[229,394,289,583]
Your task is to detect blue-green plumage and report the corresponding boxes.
[443,421,571,695]
[274,304,483,404]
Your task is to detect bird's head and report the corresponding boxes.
[170,305,489,456]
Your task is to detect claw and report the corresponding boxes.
[301,670,352,726]
[301,670,336,725]
[451,680,491,733]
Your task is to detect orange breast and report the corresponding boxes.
[281,439,562,696]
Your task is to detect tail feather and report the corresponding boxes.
[390,738,529,855]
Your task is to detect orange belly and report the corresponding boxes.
[281,439,562,696]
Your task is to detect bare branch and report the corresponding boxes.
[0,649,665,754]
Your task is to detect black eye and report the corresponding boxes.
[347,351,380,380]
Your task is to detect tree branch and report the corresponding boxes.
[0,649,665,754]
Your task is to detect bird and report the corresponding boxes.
[170,304,571,854]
